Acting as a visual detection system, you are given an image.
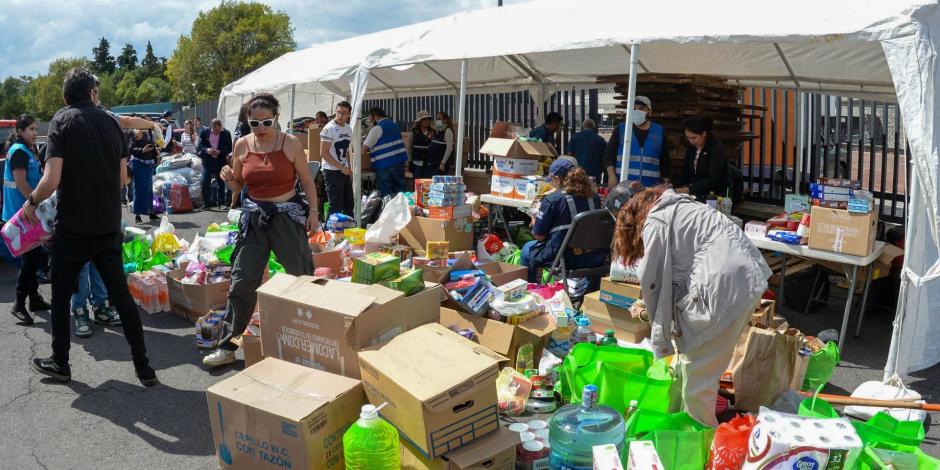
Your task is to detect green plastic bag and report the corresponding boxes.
[505,249,522,266]
[625,409,714,470]
[802,341,840,391]
[559,343,675,414]
[514,226,534,246]
[215,245,234,265]
[854,412,925,448]
[122,238,151,265]
[798,396,840,419]
[139,252,171,272]
[268,253,285,276]
[857,443,939,470]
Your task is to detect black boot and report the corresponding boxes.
[11,294,34,325]
[28,293,51,312]
[134,358,159,387]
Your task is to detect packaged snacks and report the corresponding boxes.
[426,240,449,260]
[351,252,400,285]
[379,268,425,296]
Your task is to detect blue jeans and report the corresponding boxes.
[375,162,406,197]
[71,262,108,312]
[520,240,537,267]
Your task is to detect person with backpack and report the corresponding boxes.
[673,116,731,202]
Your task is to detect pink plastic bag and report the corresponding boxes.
[1,207,52,257]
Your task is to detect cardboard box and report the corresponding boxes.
[511,178,530,200]
[352,252,400,284]
[401,427,519,470]
[808,206,877,257]
[311,247,343,277]
[307,131,321,161]
[492,156,541,177]
[479,262,528,286]
[401,216,474,254]
[479,121,557,160]
[240,334,263,367]
[166,269,230,323]
[582,291,651,344]
[750,299,776,328]
[358,324,504,459]
[439,307,555,369]
[489,175,515,198]
[599,277,642,310]
[429,204,473,221]
[206,358,365,470]
[258,274,443,379]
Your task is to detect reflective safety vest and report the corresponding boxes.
[616,121,664,187]
[411,130,432,167]
[370,119,408,170]
[3,143,41,222]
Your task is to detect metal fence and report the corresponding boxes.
[742,89,909,223]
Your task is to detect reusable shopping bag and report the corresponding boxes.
[625,409,714,470]
[802,341,840,391]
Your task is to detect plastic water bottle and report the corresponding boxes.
[569,316,595,346]
[599,329,618,346]
[549,384,626,469]
[343,403,400,470]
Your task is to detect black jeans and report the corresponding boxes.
[201,155,226,207]
[16,247,42,300]
[50,230,148,367]
[323,169,354,217]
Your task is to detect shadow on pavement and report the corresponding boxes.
[69,379,214,457]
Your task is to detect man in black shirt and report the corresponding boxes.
[20,67,157,386]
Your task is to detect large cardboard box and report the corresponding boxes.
[479,262,528,286]
[808,206,877,257]
[241,334,263,367]
[582,291,651,344]
[492,156,541,177]
[489,175,515,198]
[258,274,443,379]
[401,427,519,470]
[439,307,555,369]
[166,269,230,323]
[400,216,474,254]
[599,277,642,310]
[206,358,365,470]
[428,204,473,221]
[311,246,344,276]
[479,121,557,160]
[358,323,504,459]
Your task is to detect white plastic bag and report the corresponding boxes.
[844,377,927,422]
[365,193,412,246]
[610,257,641,283]
[154,216,175,236]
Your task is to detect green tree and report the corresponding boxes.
[26,57,90,119]
[0,76,30,118]
[167,1,295,102]
[135,76,172,103]
[115,69,142,105]
[91,37,116,74]
[141,41,164,79]
[97,73,117,108]
[117,43,138,70]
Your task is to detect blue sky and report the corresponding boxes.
[0,0,525,80]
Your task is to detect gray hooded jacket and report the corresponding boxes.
[638,190,772,358]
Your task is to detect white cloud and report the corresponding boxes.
[0,0,527,79]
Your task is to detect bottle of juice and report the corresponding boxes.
[343,404,400,470]
[549,384,626,469]
[599,329,618,346]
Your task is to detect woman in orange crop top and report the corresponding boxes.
[202,93,320,368]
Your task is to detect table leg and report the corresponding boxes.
[778,253,787,309]
[854,262,876,338]
[486,203,494,233]
[838,265,858,351]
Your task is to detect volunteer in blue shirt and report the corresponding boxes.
[567,118,607,182]
[529,112,563,152]
[520,159,606,284]
[3,114,51,325]
[604,96,670,189]
[362,107,408,197]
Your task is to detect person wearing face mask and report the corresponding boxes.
[410,110,435,178]
[604,96,670,190]
[362,107,408,197]
[427,111,455,175]
[672,116,730,202]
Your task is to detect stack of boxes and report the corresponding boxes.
[480,121,556,200]
[401,177,475,254]
[581,278,651,344]
[807,178,877,257]
[427,176,470,222]
[809,177,872,213]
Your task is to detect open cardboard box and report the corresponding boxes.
[479,261,528,286]
[166,268,230,323]
[439,307,555,370]
[479,121,556,160]
[207,358,365,470]
[400,216,474,254]
[258,273,444,379]
[582,291,651,344]
[358,323,505,459]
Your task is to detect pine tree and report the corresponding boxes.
[91,37,116,74]
[117,43,138,70]
[141,41,162,78]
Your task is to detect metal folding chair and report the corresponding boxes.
[547,209,615,302]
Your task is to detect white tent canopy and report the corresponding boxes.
[219,0,940,377]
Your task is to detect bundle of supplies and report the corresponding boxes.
[2,192,57,257]
[810,177,872,213]
[181,261,231,285]
[127,269,170,313]
[195,308,227,349]
[378,268,424,296]
[326,212,357,232]
[351,252,400,285]
[743,407,863,469]
[488,293,544,325]
[426,175,467,207]
[447,269,495,316]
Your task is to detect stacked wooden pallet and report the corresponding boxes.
[597,73,765,172]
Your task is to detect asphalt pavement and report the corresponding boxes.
[0,206,937,469]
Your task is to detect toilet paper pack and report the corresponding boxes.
[743,407,863,470]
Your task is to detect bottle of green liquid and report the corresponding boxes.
[599,329,618,346]
[343,403,400,470]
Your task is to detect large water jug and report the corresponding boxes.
[548,384,626,469]
[343,403,400,470]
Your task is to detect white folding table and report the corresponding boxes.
[480,194,533,239]
[746,234,885,350]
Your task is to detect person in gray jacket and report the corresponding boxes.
[613,186,771,427]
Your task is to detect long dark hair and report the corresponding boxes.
[613,186,669,265]
[5,114,37,152]
[684,116,715,144]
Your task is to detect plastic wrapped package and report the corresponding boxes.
[743,407,863,470]
[1,194,57,257]
[496,367,532,417]
[489,294,544,325]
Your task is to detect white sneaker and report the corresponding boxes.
[202,349,237,368]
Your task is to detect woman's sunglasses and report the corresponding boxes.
[248,118,276,128]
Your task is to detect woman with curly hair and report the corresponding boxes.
[613,186,770,426]
[520,159,606,287]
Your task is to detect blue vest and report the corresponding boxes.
[616,122,665,187]
[3,143,42,222]
[370,119,407,170]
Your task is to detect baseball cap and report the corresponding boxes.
[548,158,577,178]
[634,96,652,109]
[163,110,174,117]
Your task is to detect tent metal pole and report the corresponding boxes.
[288,84,296,134]
[795,89,804,195]
[619,44,639,180]
[455,59,468,177]
[884,167,918,381]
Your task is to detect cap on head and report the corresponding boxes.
[414,110,431,123]
[549,158,577,178]
[634,96,651,110]
[163,110,174,118]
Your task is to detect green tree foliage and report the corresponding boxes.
[0,77,31,119]
[25,57,90,120]
[167,1,295,102]
[117,43,138,71]
[91,37,116,75]
[115,69,142,105]
[135,76,172,103]
[141,41,165,79]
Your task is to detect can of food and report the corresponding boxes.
[517,439,550,470]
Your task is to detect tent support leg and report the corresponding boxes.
[884,167,918,381]
[794,88,804,194]
[619,44,639,181]
[455,59,468,177]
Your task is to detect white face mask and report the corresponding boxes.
[434,120,445,130]
[630,110,647,126]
